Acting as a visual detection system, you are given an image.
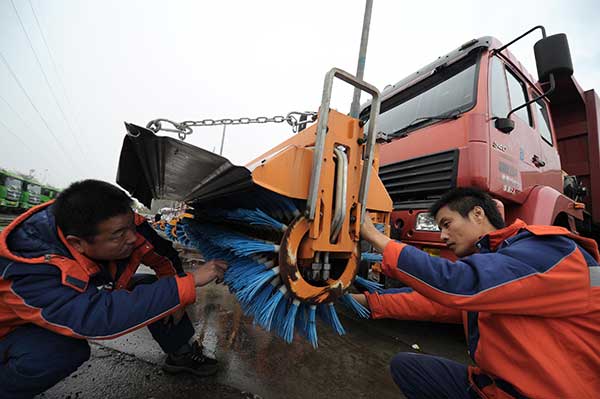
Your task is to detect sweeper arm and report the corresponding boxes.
[117,67,392,307]
[244,68,393,303]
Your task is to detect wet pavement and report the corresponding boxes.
[39,343,252,399]
[41,271,469,398]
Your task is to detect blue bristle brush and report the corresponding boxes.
[340,293,371,319]
[354,275,384,293]
[307,305,318,349]
[237,266,280,305]
[282,298,301,343]
[245,276,281,317]
[224,208,287,232]
[273,295,290,340]
[317,303,346,335]
[256,284,288,331]
[361,252,383,263]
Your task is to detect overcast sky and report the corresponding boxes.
[1,0,599,189]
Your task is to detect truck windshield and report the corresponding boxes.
[28,184,41,195]
[372,52,479,137]
[6,177,22,191]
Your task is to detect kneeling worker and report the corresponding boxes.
[358,187,600,398]
[0,180,228,398]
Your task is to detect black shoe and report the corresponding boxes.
[163,341,218,376]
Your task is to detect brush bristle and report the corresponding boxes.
[153,191,358,349]
[340,293,371,318]
[354,275,384,293]
[282,299,300,343]
[307,305,318,349]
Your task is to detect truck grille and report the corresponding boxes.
[379,149,459,210]
[7,191,19,201]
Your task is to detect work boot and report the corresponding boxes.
[162,341,218,376]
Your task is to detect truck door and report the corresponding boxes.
[531,97,563,192]
[489,56,542,201]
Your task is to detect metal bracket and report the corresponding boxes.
[306,68,381,224]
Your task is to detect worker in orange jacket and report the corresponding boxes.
[357,187,600,399]
[0,180,227,398]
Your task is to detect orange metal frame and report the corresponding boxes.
[248,109,392,302]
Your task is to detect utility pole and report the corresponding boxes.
[219,125,226,155]
[349,0,373,118]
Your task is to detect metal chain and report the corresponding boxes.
[144,111,318,140]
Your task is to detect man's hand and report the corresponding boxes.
[172,308,186,324]
[191,259,228,287]
[361,214,391,253]
[164,307,186,325]
[351,293,370,309]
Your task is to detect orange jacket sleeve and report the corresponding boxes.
[380,234,596,317]
[366,288,462,324]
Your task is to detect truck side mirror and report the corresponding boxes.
[534,33,573,83]
[495,32,573,135]
[494,117,514,134]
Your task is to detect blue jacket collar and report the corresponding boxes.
[476,219,528,252]
[5,203,71,259]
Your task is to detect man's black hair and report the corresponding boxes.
[52,179,133,239]
[429,187,505,229]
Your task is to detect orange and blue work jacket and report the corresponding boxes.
[365,219,600,399]
[0,201,197,341]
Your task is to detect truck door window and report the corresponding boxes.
[506,69,533,126]
[490,57,510,118]
[534,99,553,145]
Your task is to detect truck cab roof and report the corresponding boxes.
[360,35,538,119]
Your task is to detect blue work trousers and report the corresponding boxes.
[390,352,480,399]
[0,274,194,398]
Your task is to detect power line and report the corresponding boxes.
[0,92,55,167]
[9,0,89,173]
[0,118,38,160]
[0,104,53,186]
[0,119,59,185]
[28,0,98,170]
[0,50,78,170]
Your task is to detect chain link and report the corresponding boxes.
[143,111,318,140]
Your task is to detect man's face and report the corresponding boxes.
[435,205,487,257]
[76,212,138,261]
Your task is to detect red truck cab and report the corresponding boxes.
[361,28,600,259]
